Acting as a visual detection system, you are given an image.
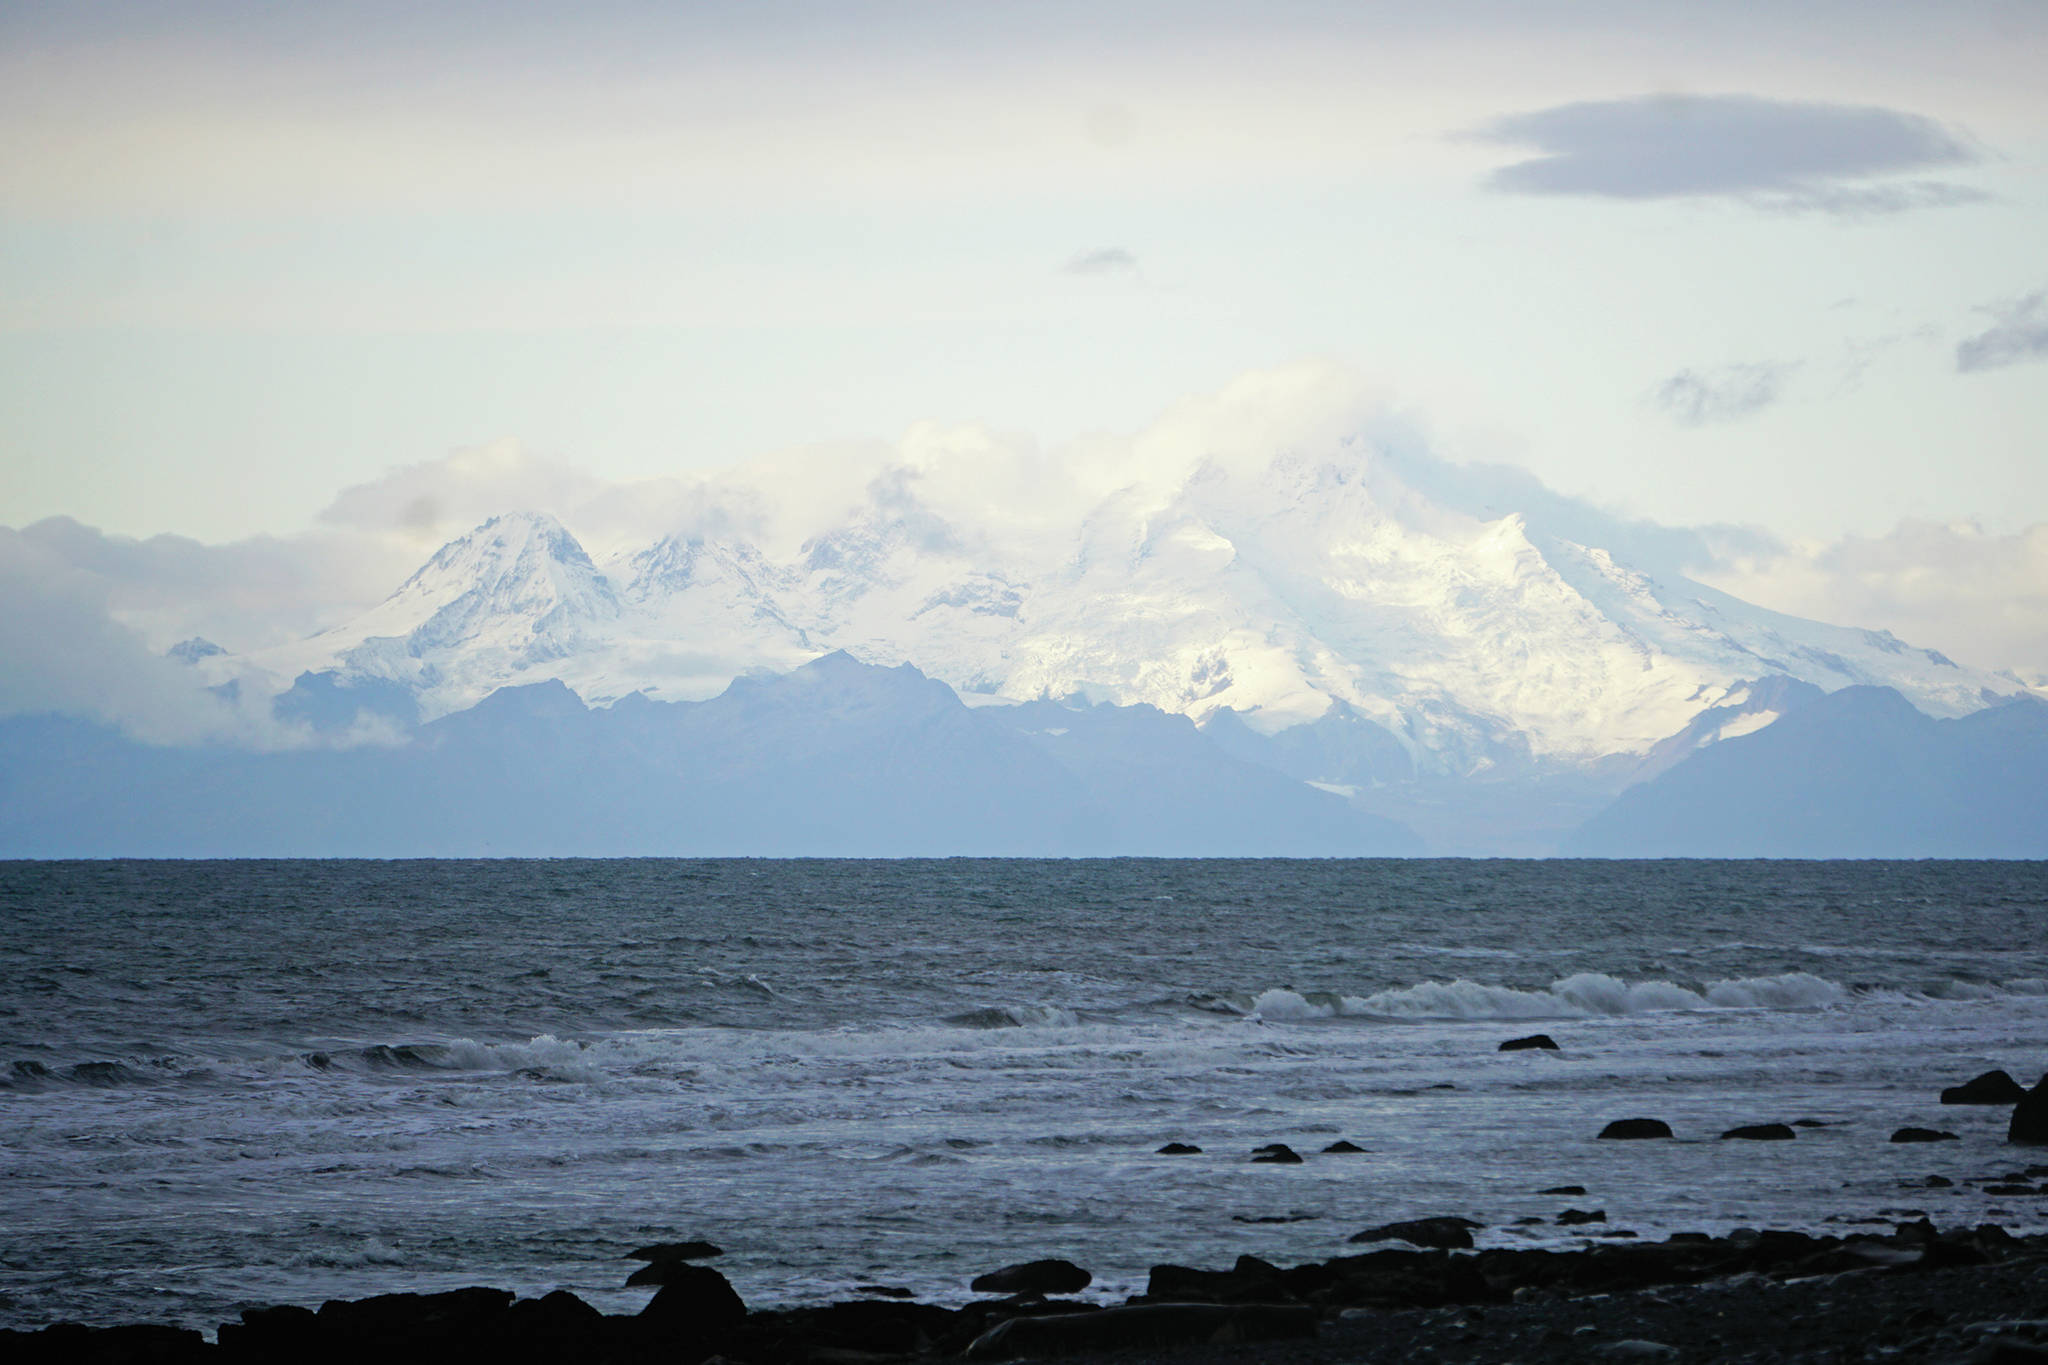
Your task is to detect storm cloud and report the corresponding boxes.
[1472,95,1985,214]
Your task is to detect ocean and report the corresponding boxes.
[2,858,2044,1335]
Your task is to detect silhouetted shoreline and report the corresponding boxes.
[9,1217,2048,1365]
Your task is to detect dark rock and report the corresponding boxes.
[1790,1118,1832,1128]
[1348,1216,1480,1250]
[1942,1069,2027,1105]
[964,1303,1315,1360]
[219,1302,320,1358]
[2011,1074,2048,1145]
[944,1295,1102,1355]
[628,1256,735,1286]
[1322,1139,1366,1154]
[1250,1143,1303,1164]
[1539,1185,1588,1195]
[514,1289,603,1325]
[856,1284,915,1298]
[1146,1257,1291,1304]
[1156,1141,1202,1154]
[1721,1123,1797,1140]
[776,1299,964,1355]
[1923,1174,1956,1187]
[504,1290,605,1357]
[1499,1034,1559,1051]
[970,1258,1092,1295]
[629,1239,724,1261]
[1892,1126,1961,1143]
[3,1323,210,1364]
[640,1263,747,1336]
[1598,1118,1673,1140]
[1556,1208,1608,1226]
[316,1288,515,1350]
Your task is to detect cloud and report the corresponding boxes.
[0,527,272,743]
[1064,247,1140,277]
[1957,289,2048,372]
[1470,94,1986,214]
[16,517,417,656]
[1696,520,2048,680]
[319,439,610,544]
[11,360,2045,748]
[1651,362,1796,426]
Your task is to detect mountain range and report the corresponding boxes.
[10,433,2044,856]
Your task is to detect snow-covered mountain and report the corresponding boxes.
[264,511,624,693]
[247,436,2034,779]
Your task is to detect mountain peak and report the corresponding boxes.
[256,512,622,714]
[404,511,596,587]
[247,456,2031,770]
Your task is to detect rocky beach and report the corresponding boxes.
[9,1071,2047,1365]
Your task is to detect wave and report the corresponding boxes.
[287,1236,407,1269]
[1245,970,1850,1022]
[941,1004,1081,1030]
[1,1058,165,1090]
[300,1035,604,1083]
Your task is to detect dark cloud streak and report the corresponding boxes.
[1471,94,1984,215]
[1064,247,1139,277]
[1957,290,2048,372]
[1652,362,1797,426]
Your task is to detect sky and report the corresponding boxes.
[2,0,2046,691]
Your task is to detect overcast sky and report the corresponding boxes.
[2,1,2045,681]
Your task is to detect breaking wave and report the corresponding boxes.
[1246,970,1851,1022]
[287,1236,407,1269]
[941,1004,1082,1030]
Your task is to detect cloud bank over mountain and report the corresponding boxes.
[4,362,2045,856]
[6,365,2045,756]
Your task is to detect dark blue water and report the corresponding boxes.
[2,858,2044,1335]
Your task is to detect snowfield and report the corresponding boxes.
[248,433,2031,778]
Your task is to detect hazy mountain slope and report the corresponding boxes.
[0,655,1417,857]
[987,697,1420,855]
[1563,689,2048,858]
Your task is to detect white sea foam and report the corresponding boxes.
[941,1004,1084,1029]
[1249,971,1847,1022]
[287,1236,407,1269]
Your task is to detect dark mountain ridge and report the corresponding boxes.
[1566,686,2048,858]
[0,653,1419,858]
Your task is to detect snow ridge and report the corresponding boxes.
[249,449,2035,770]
